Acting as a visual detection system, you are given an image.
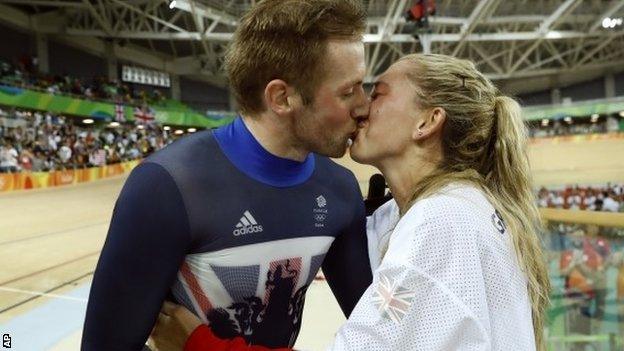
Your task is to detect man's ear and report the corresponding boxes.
[412,107,446,141]
[264,79,299,115]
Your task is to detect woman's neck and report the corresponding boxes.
[377,151,440,216]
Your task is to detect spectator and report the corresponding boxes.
[19,147,33,171]
[44,155,56,171]
[31,150,45,172]
[46,84,60,95]
[606,116,619,133]
[58,141,73,166]
[107,146,121,164]
[583,188,596,210]
[552,191,565,208]
[602,191,620,212]
[89,148,106,167]
[126,144,140,160]
[0,140,19,172]
[567,187,582,210]
[537,188,548,207]
[614,184,623,196]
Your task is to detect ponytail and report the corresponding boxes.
[488,95,551,351]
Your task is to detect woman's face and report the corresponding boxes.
[350,61,423,166]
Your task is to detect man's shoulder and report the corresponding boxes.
[146,130,217,169]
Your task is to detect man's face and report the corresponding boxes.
[292,39,369,158]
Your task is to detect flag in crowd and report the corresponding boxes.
[133,105,155,125]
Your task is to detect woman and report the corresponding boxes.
[150,54,551,350]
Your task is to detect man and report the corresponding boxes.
[0,141,19,173]
[81,0,372,350]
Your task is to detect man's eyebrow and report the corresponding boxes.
[339,79,363,90]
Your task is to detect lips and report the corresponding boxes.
[356,117,368,129]
[350,129,359,140]
[348,117,368,146]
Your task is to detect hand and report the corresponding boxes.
[149,301,203,351]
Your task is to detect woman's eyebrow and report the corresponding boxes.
[373,80,389,91]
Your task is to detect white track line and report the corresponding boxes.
[0,286,87,303]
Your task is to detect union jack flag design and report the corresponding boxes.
[171,244,329,348]
[115,103,126,122]
[372,270,416,324]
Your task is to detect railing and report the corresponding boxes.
[0,78,233,117]
[0,160,141,192]
[0,77,133,107]
[524,95,624,121]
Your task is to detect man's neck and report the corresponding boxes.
[241,113,310,162]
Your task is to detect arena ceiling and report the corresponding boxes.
[0,0,623,95]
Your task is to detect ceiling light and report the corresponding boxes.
[541,119,549,126]
[83,119,94,124]
[602,17,623,29]
[169,0,177,9]
[163,126,171,131]
[175,129,184,135]
[545,31,563,39]
[187,128,196,133]
[109,121,120,127]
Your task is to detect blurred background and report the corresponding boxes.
[0,0,623,350]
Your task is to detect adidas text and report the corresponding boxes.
[233,225,263,236]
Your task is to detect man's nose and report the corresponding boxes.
[352,90,370,119]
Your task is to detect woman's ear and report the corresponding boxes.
[264,80,299,115]
[412,107,446,141]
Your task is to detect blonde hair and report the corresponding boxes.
[226,0,365,115]
[400,54,551,350]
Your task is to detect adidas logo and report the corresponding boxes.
[233,210,264,236]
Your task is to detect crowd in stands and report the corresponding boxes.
[0,56,167,107]
[0,106,174,173]
[529,116,622,138]
[537,183,624,212]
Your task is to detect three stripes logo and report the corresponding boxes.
[233,210,264,236]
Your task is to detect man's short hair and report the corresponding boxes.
[226,0,366,115]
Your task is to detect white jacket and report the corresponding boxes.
[329,184,536,351]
